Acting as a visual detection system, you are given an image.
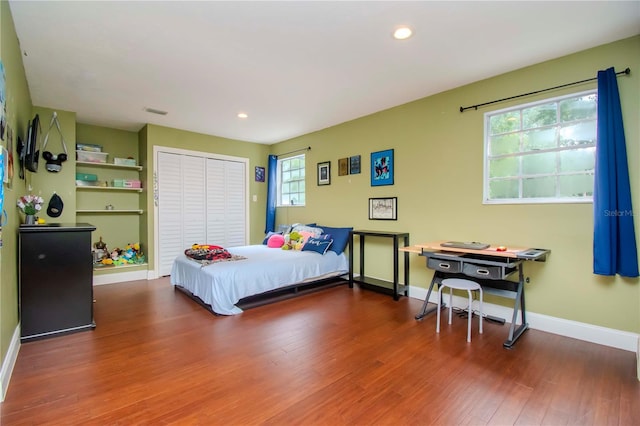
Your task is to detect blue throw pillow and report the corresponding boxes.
[316,226,352,255]
[302,237,333,255]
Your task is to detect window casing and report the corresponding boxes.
[483,90,597,204]
[277,154,306,206]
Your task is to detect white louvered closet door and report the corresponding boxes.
[181,155,207,247]
[157,152,206,276]
[223,160,247,247]
[206,158,246,247]
[157,150,247,276]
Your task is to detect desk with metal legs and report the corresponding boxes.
[412,241,549,348]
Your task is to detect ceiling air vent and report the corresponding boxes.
[144,107,168,115]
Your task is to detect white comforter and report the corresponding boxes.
[170,245,348,315]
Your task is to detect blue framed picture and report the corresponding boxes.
[370,149,394,186]
[255,166,265,182]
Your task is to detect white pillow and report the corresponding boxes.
[291,224,323,238]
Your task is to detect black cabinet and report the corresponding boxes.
[19,223,96,342]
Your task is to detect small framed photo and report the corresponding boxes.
[317,161,331,185]
[369,197,397,220]
[370,149,394,186]
[255,166,265,182]
[338,158,349,176]
[349,155,361,174]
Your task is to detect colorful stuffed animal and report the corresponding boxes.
[282,231,304,250]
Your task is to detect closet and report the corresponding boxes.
[156,149,248,276]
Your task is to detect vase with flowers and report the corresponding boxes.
[17,194,44,224]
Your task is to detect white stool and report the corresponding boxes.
[436,278,483,342]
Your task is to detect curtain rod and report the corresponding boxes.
[275,146,311,157]
[460,67,631,113]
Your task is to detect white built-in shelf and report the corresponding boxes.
[76,161,143,171]
[77,209,143,215]
[76,186,143,193]
[93,262,148,271]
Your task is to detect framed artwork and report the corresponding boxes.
[370,149,394,186]
[255,166,265,182]
[317,161,331,185]
[338,158,349,176]
[349,155,361,174]
[2,146,7,183]
[369,197,397,220]
[6,126,13,188]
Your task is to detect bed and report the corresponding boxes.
[170,225,351,315]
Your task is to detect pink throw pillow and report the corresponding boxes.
[298,231,314,244]
[267,234,285,248]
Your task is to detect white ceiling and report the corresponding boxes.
[8,1,640,145]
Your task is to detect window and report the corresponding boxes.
[278,154,306,206]
[484,90,597,204]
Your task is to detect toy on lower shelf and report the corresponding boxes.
[98,242,146,266]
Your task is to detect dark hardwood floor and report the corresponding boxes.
[2,278,638,425]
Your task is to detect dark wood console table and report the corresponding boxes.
[348,230,410,300]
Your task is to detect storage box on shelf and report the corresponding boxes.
[76,143,103,152]
[76,150,108,163]
[114,157,137,166]
[112,179,141,188]
[76,172,98,181]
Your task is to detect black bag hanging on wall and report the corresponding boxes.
[41,112,68,173]
[24,114,40,173]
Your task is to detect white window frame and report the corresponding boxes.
[277,154,306,207]
[483,90,597,205]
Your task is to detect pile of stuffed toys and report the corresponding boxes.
[96,241,146,266]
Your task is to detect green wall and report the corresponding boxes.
[142,124,270,269]
[29,107,76,223]
[1,0,33,372]
[272,36,640,333]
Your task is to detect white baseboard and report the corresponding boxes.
[0,324,21,402]
[93,269,149,285]
[409,285,640,354]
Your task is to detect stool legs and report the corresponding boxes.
[466,290,473,342]
[436,286,443,333]
[448,287,454,325]
[435,282,483,342]
[478,287,483,335]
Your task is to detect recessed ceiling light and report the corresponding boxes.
[393,26,413,40]
[237,113,248,119]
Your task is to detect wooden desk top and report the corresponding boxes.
[409,240,531,259]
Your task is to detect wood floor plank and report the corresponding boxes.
[1,277,638,425]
